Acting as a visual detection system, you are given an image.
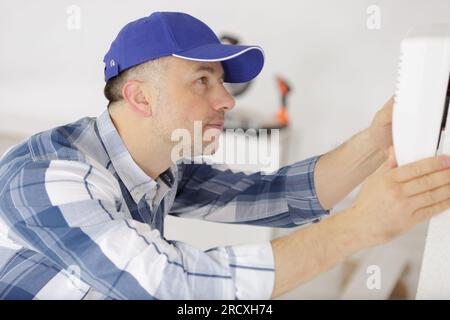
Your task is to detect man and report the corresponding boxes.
[1,11,450,300]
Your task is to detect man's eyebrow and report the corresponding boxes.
[194,65,225,80]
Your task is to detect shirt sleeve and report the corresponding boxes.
[171,155,330,227]
[0,159,274,299]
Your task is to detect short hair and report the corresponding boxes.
[103,57,167,107]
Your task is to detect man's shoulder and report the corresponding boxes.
[0,116,110,185]
[28,116,98,162]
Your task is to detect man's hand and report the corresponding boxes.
[271,148,450,298]
[367,96,394,157]
[347,147,450,247]
[313,96,396,210]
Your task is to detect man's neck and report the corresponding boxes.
[109,107,172,180]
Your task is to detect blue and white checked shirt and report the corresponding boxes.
[0,109,329,300]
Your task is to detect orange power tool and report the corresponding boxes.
[276,76,292,127]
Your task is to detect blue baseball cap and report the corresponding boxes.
[103,12,265,83]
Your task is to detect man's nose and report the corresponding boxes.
[211,85,236,112]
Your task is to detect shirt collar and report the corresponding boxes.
[96,109,175,203]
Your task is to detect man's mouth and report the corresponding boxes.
[204,121,224,131]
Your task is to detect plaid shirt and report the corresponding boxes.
[0,109,329,300]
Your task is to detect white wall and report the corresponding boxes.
[2,0,449,162]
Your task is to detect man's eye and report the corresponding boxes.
[198,76,208,85]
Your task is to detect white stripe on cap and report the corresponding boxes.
[171,46,264,62]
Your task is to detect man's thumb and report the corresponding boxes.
[386,146,397,169]
[375,146,397,175]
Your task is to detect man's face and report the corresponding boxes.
[148,57,236,157]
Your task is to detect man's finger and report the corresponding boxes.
[408,183,450,209]
[402,168,450,196]
[392,155,450,182]
[387,146,397,169]
[412,197,450,225]
[378,96,394,125]
[383,96,394,116]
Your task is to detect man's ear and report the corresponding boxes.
[122,80,152,117]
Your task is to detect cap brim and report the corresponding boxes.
[172,44,264,83]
